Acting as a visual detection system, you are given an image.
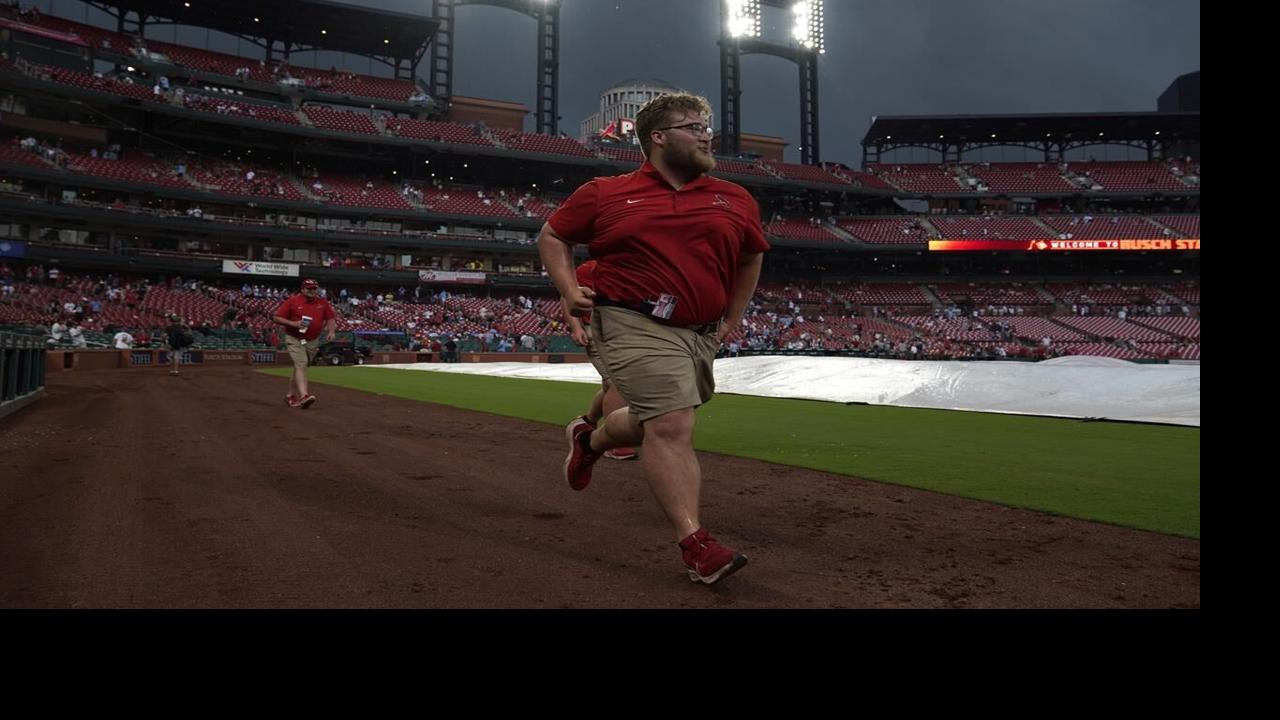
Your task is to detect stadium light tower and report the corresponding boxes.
[429,0,562,135]
[720,0,824,164]
[726,0,762,39]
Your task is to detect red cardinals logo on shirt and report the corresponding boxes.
[712,195,731,208]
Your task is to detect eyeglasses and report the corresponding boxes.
[658,122,715,138]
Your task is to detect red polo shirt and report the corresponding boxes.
[274,293,335,341]
[548,161,769,325]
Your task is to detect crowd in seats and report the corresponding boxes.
[417,187,519,218]
[868,164,968,193]
[3,5,425,102]
[764,161,849,186]
[1039,215,1167,240]
[829,283,931,305]
[763,218,844,243]
[1051,342,1149,360]
[0,268,268,347]
[898,316,1008,342]
[303,105,382,135]
[932,283,1047,305]
[515,194,560,220]
[1131,316,1199,341]
[754,283,826,303]
[492,129,595,158]
[1046,282,1166,306]
[186,160,306,201]
[834,169,897,191]
[1151,215,1200,238]
[963,163,1077,193]
[711,158,771,177]
[1134,341,1199,360]
[282,66,417,102]
[838,217,930,245]
[1,137,55,167]
[285,66,416,102]
[1065,162,1188,192]
[32,63,157,101]
[597,145,647,164]
[143,40,275,83]
[931,215,1054,240]
[4,6,134,53]
[1160,281,1200,305]
[182,94,301,124]
[997,316,1091,343]
[0,265,1202,361]
[388,118,495,146]
[1051,316,1179,342]
[310,174,414,210]
[66,151,192,188]
[862,161,1200,194]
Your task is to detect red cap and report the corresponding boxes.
[301,279,319,289]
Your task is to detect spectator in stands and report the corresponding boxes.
[272,278,336,409]
[113,328,135,349]
[48,318,68,345]
[68,321,87,348]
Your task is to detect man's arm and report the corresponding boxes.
[272,314,301,329]
[564,312,590,347]
[324,317,337,342]
[537,222,594,316]
[718,252,764,343]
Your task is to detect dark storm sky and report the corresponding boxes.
[43,0,1200,164]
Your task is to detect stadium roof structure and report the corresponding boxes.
[88,0,438,69]
[861,111,1200,165]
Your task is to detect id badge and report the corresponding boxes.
[651,293,677,320]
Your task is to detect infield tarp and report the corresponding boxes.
[364,355,1200,427]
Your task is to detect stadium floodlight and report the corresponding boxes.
[726,0,761,39]
[791,0,824,54]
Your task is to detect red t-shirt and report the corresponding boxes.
[548,161,769,325]
[274,294,336,341]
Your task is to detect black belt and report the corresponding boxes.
[595,296,720,335]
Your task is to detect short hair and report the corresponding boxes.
[634,92,712,157]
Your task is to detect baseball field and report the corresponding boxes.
[0,365,1200,608]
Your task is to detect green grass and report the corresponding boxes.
[264,367,1201,539]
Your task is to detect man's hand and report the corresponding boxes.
[715,319,731,345]
[570,325,590,347]
[563,285,596,318]
[325,331,336,342]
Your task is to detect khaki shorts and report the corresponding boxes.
[285,334,319,370]
[585,335,610,382]
[591,305,719,423]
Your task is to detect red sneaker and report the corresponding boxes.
[298,394,317,409]
[562,416,600,491]
[679,528,748,585]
